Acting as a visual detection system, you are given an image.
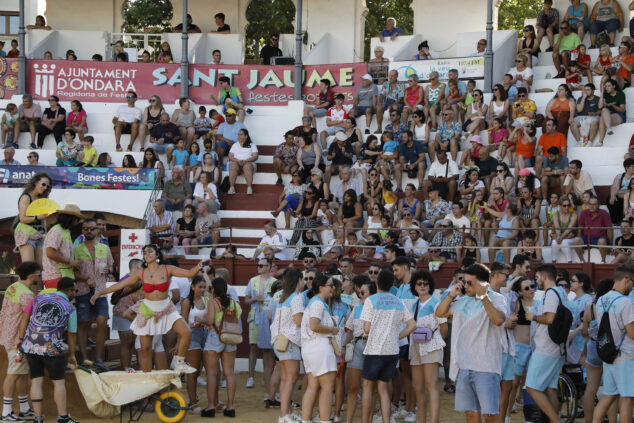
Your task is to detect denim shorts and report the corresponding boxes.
[189,327,208,351]
[525,351,564,391]
[215,140,230,154]
[348,338,367,370]
[354,105,375,116]
[603,359,634,397]
[112,315,132,332]
[585,340,602,368]
[204,330,237,354]
[501,353,516,381]
[76,291,109,322]
[362,354,398,382]
[150,142,173,155]
[455,369,501,415]
[274,339,301,361]
[309,107,328,118]
[513,342,532,376]
[27,239,44,249]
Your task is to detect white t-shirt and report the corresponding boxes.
[404,237,429,256]
[533,287,573,358]
[257,232,288,260]
[301,296,334,341]
[169,276,191,313]
[229,142,258,161]
[597,290,634,362]
[115,105,143,123]
[193,182,219,201]
[271,291,304,346]
[361,292,412,356]
[445,213,471,233]
[427,159,459,179]
[509,66,533,90]
[449,290,507,380]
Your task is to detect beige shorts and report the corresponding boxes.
[6,348,29,375]
[410,346,443,366]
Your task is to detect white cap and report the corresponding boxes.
[335,131,347,141]
[361,73,373,81]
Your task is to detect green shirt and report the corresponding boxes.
[554,33,581,52]
[163,178,192,201]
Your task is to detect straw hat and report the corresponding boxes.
[54,204,85,219]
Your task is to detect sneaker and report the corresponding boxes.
[365,129,370,134]
[223,409,235,418]
[29,143,36,150]
[201,408,215,418]
[56,415,79,423]
[266,399,281,408]
[116,144,123,152]
[333,415,342,423]
[197,375,207,386]
[504,417,511,423]
[172,357,196,374]
[371,414,383,423]
[246,108,254,115]
[87,337,96,347]
[403,412,416,423]
[546,46,554,52]
[374,128,383,134]
[245,377,255,388]
[276,178,283,185]
[291,401,300,409]
[392,407,408,419]
[219,379,226,388]
[246,186,253,195]
[19,409,35,420]
[126,145,132,152]
[1,412,24,422]
[596,141,603,147]
[227,186,236,195]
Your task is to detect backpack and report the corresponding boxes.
[596,295,626,364]
[219,300,243,345]
[546,288,573,345]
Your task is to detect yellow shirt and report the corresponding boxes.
[82,146,98,167]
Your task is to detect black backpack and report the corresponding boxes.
[546,288,573,345]
[597,295,626,364]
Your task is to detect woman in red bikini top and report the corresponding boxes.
[91,244,204,373]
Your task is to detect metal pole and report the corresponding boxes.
[483,0,493,93]
[294,0,303,101]
[180,0,189,98]
[17,0,26,94]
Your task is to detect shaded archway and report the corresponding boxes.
[244,0,295,62]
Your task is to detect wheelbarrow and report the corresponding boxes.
[74,366,190,423]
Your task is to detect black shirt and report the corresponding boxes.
[43,107,66,127]
[328,141,354,166]
[217,24,230,32]
[174,23,201,32]
[476,157,498,178]
[150,122,181,144]
[260,45,283,65]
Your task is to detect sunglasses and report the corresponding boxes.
[40,182,50,188]
[304,260,315,264]
[515,60,522,63]
[370,173,377,176]
[83,227,98,231]
[403,213,411,217]
[518,94,526,97]
[257,264,269,268]
[126,95,135,99]
[442,224,453,228]
[271,38,279,41]
[558,283,570,289]
[492,88,499,91]
[523,284,537,291]
[415,281,429,287]
[149,98,156,102]
[496,169,504,173]
[368,270,378,275]
[306,191,314,195]
[562,203,571,207]
[442,113,450,116]
[304,276,314,281]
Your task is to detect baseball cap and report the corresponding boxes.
[335,131,347,141]
[226,108,237,115]
[361,74,373,81]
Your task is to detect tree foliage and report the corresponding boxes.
[122,0,174,33]
[245,0,295,60]
[364,0,414,61]
[497,0,542,34]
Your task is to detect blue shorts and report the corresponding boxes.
[348,338,367,370]
[204,331,237,354]
[324,126,340,136]
[76,291,109,323]
[150,143,174,155]
[282,194,301,212]
[525,351,564,391]
[502,353,516,381]
[455,369,501,415]
[602,359,634,397]
[514,342,532,376]
[27,239,44,249]
[215,140,230,154]
[189,327,208,351]
[354,105,375,116]
[585,340,602,368]
[384,98,403,112]
[362,354,398,382]
[195,128,210,138]
[309,107,328,118]
[579,235,609,246]
[112,315,132,332]
[274,339,301,361]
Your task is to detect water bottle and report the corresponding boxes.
[15,351,22,363]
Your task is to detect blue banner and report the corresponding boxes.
[0,166,156,190]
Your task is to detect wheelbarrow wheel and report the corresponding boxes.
[155,391,187,423]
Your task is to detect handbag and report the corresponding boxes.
[275,308,289,352]
[345,342,354,362]
[219,300,243,345]
[329,335,341,356]
[411,300,435,344]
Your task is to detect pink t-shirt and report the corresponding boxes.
[67,109,88,131]
[0,282,34,349]
[490,128,508,144]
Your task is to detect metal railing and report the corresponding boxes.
[109,33,163,61]
[140,172,164,229]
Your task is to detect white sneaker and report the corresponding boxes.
[220,379,227,388]
[371,414,382,423]
[172,356,196,374]
[392,407,408,419]
[404,412,416,423]
[505,416,512,423]
[390,416,396,423]
[228,186,236,195]
[246,186,253,195]
[197,376,207,386]
[245,377,255,388]
[333,416,342,423]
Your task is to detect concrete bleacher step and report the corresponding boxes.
[537,46,619,67]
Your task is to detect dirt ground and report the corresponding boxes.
[43,372,531,423]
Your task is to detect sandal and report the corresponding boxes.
[443,384,456,394]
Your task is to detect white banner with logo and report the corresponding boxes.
[389,57,484,82]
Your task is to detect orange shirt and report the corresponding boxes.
[515,136,535,159]
[538,132,567,153]
[617,54,634,82]
[551,97,571,112]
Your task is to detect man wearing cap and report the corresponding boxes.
[349,74,378,134]
[540,146,569,199]
[42,205,84,289]
[422,150,459,201]
[325,131,354,184]
[320,94,348,149]
[17,94,41,148]
[273,131,299,185]
[215,108,246,162]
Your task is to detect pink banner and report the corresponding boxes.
[27,60,367,105]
